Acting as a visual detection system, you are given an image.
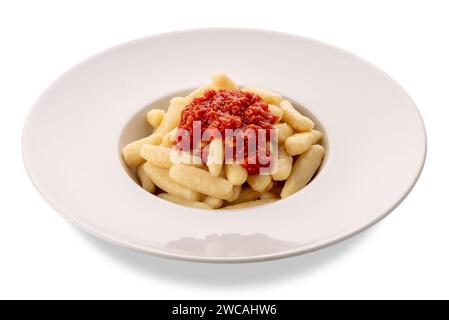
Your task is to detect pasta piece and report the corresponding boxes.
[212,73,237,90]
[228,185,242,202]
[272,146,293,181]
[247,175,272,193]
[122,134,162,167]
[137,164,155,193]
[225,164,248,186]
[242,86,282,105]
[285,130,322,156]
[221,198,277,210]
[161,133,171,147]
[186,84,214,103]
[206,138,224,177]
[141,144,202,168]
[159,193,211,209]
[174,151,204,167]
[168,128,178,142]
[203,196,224,209]
[279,100,314,131]
[169,164,234,200]
[259,191,280,200]
[230,186,261,204]
[281,145,325,198]
[140,144,172,168]
[155,97,188,136]
[273,123,294,144]
[143,163,202,201]
[161,128,177,146]
[146,109,165,128]
[268,104,283,122]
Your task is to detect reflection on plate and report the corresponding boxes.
[166,233,298,257]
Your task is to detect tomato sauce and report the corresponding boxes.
[177,89,278,174]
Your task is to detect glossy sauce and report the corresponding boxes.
[177,89,278,174]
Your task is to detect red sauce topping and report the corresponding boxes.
[177,89,278,174]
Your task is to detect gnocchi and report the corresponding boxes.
[122,73,325,209]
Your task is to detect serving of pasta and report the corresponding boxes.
[122,73,325,210]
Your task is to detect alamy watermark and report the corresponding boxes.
[170,121,278,175]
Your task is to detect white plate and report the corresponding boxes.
[22,29,426,263]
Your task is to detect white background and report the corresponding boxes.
[1,0,448,300]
